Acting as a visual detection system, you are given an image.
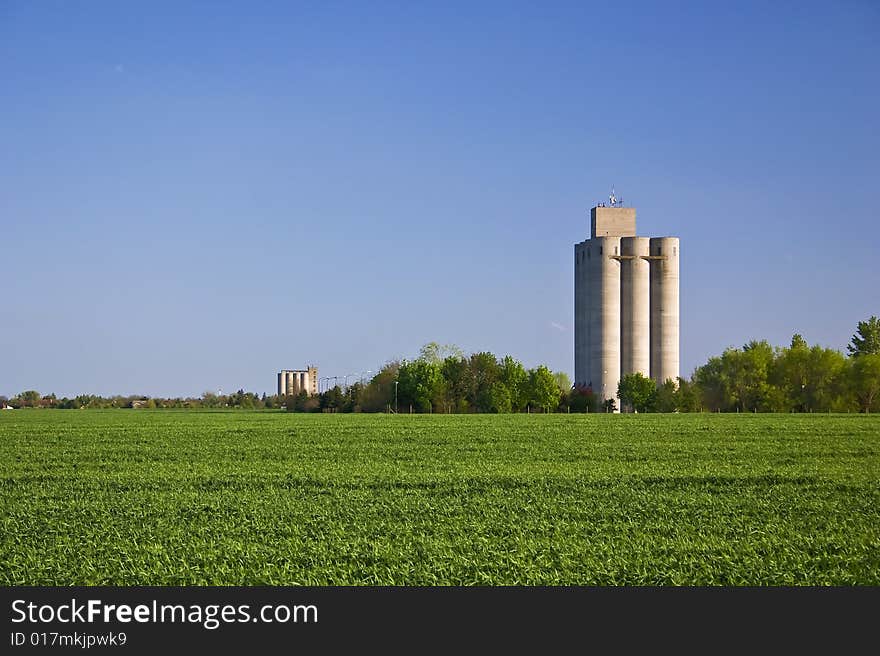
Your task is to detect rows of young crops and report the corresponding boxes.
[1,411,878,584]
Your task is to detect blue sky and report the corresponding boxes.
[2,1,878,398]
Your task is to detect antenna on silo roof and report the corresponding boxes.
[609,186,624,207]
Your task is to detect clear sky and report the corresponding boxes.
[2,1,878,398]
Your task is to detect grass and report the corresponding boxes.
[0,410,878,585]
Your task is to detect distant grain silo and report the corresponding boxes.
[277,366,318,396]
[574,195,680,410]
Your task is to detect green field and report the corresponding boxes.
[1,411,878,585]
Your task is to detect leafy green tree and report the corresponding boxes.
[772,335,849,412]
[551,371,572,410]
[719,341,776,412]
[320,386,344,412]
[772,334,810,411]
[673,377,701,412]
[653,378,677,413]
[498,356,529,411]
[552,371,572,395]
[847,316,880,357]
[284,391,305,412]
[441,356,470,413]
[468,352,499,412]
[14,390,41,408]
[617,373,657,413]
[75,394,97,409]
[849,354,880,413]
[805,345,848,411]
[201,391,221,408]
[419,342,464,364]
[527,365,559,413]
[360,362,399,412]
[398,359,444,412]
[693,355,729,411]
[488,381,512,413]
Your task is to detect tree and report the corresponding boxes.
[438,356,469,413]
[673,377,701,413]
[201,391,221,408]
[320,386,344,412]
[498,356,528,411]
[847,316,880,357]
[654,378,677,413]
[551,371,572,408]
[398,359,444,412]
[568,385,597,413]
[693,355,730,412]
[719,341,776,412]
[419,342,464,364]
[552,371,572,395]
[14,390,41,408]
[849,354,880,413]
[527,365,559,413]
[804,345,848,411]
[617,373,657,413]
[359,362,399,412]
[772,334,811,411]
[488,382,512,413]
[468,352,499,412]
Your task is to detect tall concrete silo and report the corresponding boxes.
[620,236,650,378]
[589,236,621,404]
[649,237,680,386]
[574,242,591,386]
[574,197,680,411]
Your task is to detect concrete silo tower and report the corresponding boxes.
[278,366,319,396]
[649,237,680,387]
[574,194,679,410]
[620,236,651,378]
[589,235,622,404]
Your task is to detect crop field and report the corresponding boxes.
[1,411,878,585]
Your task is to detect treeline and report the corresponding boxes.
[1,390,286,410]
[618,318,880,414]
[5,318,878,414]
[306,343,572,414]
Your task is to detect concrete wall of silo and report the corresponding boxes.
[650,237,680,387]
[620,236,651,379]
[589,236,621,406]
[574,242,592,386]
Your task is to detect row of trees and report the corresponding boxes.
[296,343,572,414]
[618,318,880,414]
[1,390,288,410]
[281,319,880,415]
[5,318,878,414]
